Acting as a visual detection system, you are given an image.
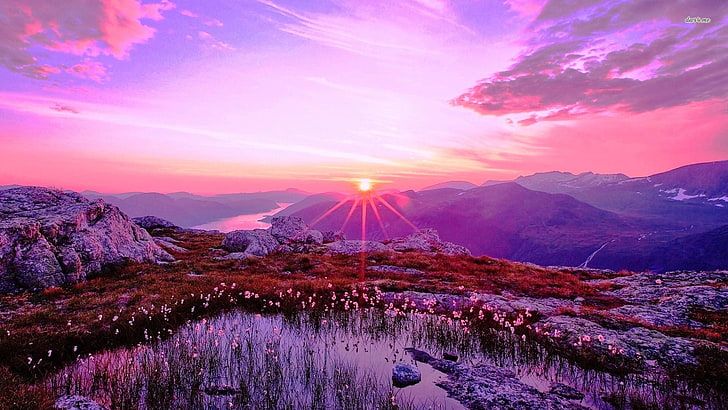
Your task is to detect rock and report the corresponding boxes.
[203,384,242,396]
[367,264,423,276]
[154,237,188,253]
[405,347,436,363]
[388,229,471,256]
[601,271,728,329]
[55,395,107,410]
[0,187,172,293]
[269,216,323,244]
[132,216,176,230]
[431,359,586,409]
[549,383,584,400]
[222,229,279,256]
[443,352,459,362]
[327,240,389,255]
[537,315,706,372]
[321,230,345,243]
[392,363,421,387]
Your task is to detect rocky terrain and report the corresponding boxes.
[0,188,725,409]
[220,216,470,259]
[0,187,172,293]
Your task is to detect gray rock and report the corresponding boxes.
[602,271,728,329]
[537,315,707,372]
[388,229,471,256]
[326,240,389,255]
[222,229,279,256]
[0,187,172,293]
[367,264,423,276]
[269,216,323,244]
[549,383,584,400]
[431,359,585,409]
[321,230,345,243]
[132,216,176,230]
[55,395,107,410]
[154,237,188,253]
[392,363,421,387]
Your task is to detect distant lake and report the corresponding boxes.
[191,202,292,232]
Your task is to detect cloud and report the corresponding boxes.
[0,0,174,79]
[179,8,223,26]
[196,31,234,51]
[255,0,448,61]
[50,103,80,114]
[66,60,108,82]
[454,0,728,123]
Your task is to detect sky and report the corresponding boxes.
[0,0,727,194]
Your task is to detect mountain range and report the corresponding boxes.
[81,189,309,227]
[278,161,728,272]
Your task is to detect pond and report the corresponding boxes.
[46,305,720,409]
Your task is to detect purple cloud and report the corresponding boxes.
[454,0,728,124]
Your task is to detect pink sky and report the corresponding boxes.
[0,0,726,194]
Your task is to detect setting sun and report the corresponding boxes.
[358,178,373,192]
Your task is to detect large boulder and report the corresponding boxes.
[0,187,172,293]
[132,216,177,230]
[269,216,323,244]
[222,229,279,256]
[388,229,471,256]
[327,240,389,255]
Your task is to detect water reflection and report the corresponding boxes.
[47,308,720,409]
[191,203,292,232]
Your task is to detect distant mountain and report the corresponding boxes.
[77,188,311,228]
[421,181,478,191]
[649,160,728,199]
[282,165,728,272]
[515,171,629,193]
[260,192,344,222]
[285,183,651,268]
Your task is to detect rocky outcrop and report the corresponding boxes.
[388,229,471,256]
[404,348,585,409]
[0,187,172,293]
[220,217,324,258]
[132,216,177,230]
[593,271,727,329]
[269,216,323,244]
[222,229,279,257]
[326,240,389,255]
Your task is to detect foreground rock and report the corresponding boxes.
[389,229,471,256]
[405,348,585,409]
[222,229,279,256]
[54,395,107,410]
[0,187,173,293]
[392,363,421,387]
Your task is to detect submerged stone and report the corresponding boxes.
[55,395,107,410]
[549,383,585,400]
[392,363,421,387]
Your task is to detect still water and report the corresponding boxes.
[47,308,719,409]
[191,203,292,232]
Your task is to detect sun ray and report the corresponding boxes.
[340,198,360,232]
[368,195,388,240]
[359,194,368,281]
[375,194,418,232]
[310,196,352,227]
